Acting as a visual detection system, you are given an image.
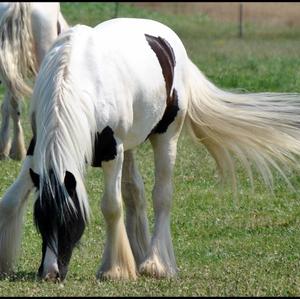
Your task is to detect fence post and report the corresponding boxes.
[239,2,243,38]
[114,2,119,18]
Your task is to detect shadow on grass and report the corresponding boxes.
[0,271,37,282]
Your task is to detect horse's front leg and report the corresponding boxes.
[0,154,34,274]
[0,90,12,159]
[97,143,137,280]
[9,96,26,161]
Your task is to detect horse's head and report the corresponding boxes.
[29,168,86,282]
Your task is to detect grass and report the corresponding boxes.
[1,2,300,296]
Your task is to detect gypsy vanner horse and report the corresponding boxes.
[0,2,68,160]
[0,18,300,282]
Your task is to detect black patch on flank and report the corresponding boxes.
[32,169,86,281]
[151,89,179,134]
[92,126,117,167]
[26,136,36,156]
[145,34,180,135]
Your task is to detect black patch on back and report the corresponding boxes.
[33,170,86,281]
[145,34,175,101]
[26,136,36,156]
[145,34,180,135]
[92,126,117,167]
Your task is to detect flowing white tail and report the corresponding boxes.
[185,59,300,192]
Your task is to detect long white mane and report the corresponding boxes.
[31,26,97,221]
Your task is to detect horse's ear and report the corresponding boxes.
[29,168,40,188]
[64,171,77,196]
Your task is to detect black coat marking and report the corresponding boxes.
[152,89,179,134]
[26,136,36,156]
[145,34,175,102]
[57,20,61,36]
[92,126,117,167]
[30,168,39,188]
[145,34,180,135]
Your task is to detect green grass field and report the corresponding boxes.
[1,2,300,296]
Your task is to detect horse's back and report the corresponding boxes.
[94,18,187,61]
[42,19,189,149]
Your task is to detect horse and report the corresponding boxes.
[0,2,69,161]
[1,17,300,282]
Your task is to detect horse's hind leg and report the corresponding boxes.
[9,97,26,160]
[97,143,137,280]
[0,91,12,159]
[139,109,185,278]
[139,134,178,278]
[122,149,150,266]
[0,155,34,275]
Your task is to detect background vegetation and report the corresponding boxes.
[1,2,300,296]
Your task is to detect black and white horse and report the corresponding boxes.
[0,2,68,160]
[1,18,300,281]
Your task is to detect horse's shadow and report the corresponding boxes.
[0,271,37,282]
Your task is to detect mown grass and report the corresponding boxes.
[1,2,300,296]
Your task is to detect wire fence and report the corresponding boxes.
[114,2,300,38]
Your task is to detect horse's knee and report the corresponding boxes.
[101,193,122,221]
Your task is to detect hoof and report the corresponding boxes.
[41,271,60,283]
[139,256,177,279]
[96,266,137,281]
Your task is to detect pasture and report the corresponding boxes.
[1,2,300,296]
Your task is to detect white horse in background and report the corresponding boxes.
[1,18,300,282]
[0,2,68,160]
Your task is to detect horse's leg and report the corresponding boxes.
[121,149,150,266]
[97,143,137,280]
[0,91,11,159]
[0,155,34,274]
[139,114,184,278]
[9,97,26,160]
